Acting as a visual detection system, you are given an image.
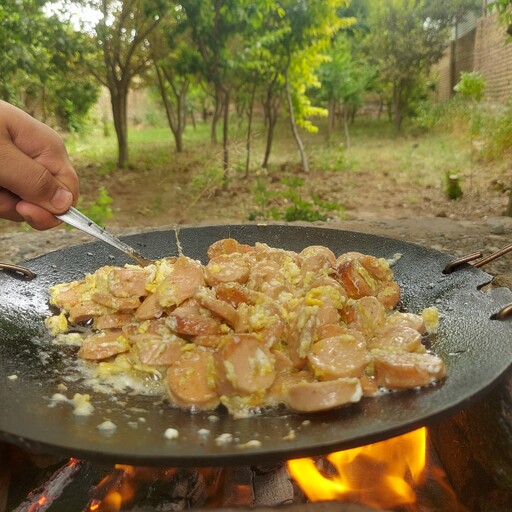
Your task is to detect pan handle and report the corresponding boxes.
[491,303,512,321]
[442,252,482,274]
[0,263,36,280]
[444,244,512,320]
[443,242,512,274]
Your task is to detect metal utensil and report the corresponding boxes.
[55,207,152,267]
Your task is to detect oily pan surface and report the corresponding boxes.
[0,223,511,467]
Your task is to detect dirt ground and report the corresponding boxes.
[74,156,512,229]
[1,155,512,286]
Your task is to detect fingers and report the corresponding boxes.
[15,201,62,230]
[0,140,74,211]
[0,101,80,230]
[0,189,24,222]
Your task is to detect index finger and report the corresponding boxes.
[0,138,78,214]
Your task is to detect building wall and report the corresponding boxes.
[436,13,512,103]
[474,14,512,103]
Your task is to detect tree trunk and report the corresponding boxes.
[189,108,196,130]
[110,85,129,169]
[392,83,404,132]
[262,89,278,169]
[155,65,189,153]
[211,86,223,145]
[343,106,351,149]
[245,82,257,178]
[326,97,335,142]
[222,88,229,178]
[284,68,309,173]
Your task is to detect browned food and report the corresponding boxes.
[46,238,445,418]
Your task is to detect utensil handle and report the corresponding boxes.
[56,207,152,266]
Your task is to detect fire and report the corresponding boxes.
[87,465,174,511]
[287,427,427,510]
[84,427,464,511]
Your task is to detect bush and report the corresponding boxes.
[481,102,512,161]
[412,97,473,135]
[80,186,113,226]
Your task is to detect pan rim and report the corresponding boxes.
[0,223,510,467]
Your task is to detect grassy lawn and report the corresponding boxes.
[1,112,507,234]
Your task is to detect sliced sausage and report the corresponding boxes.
[69,301,110,323]
[340,296,386,340]
[307,334,369,380]
[131,334,184,366]
[108,267,150,298]
[168,298,221,336]
[78,331,130,361]
[166,347,219,410]
[299,245,337,267]
[369,324,422,352]
[49,280,83,310]
[135,293,163,321]
[94,313,133,330]
[92,293,141,312]
[286,377,363,412]
[155,257,205,308]
[299,245,337,276]
[214,282,255,307]
[336,255,400,309]
[193,334,224,348]
[266,369,313,405]
[207,238,255,259]
[386,311,427,334]
[316,323,349,340]
[195,287,240,328]
[372,351,446,389]
[205,254,251,286]
[214,333,276,396]
[246,260,292,299]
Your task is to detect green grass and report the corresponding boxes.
[65,114,472,182]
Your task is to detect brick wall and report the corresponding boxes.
[435,13,512,103]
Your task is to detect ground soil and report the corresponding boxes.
[74,154,512,229]
[1,156,512,287]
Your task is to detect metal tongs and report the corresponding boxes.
[56,207,153,267]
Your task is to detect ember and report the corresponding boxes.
[0,426,491,511]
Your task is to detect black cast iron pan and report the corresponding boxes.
[0,223,511,467]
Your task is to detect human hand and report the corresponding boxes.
[0,100,79,230]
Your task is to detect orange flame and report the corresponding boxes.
[287,427,427,510]
[87,465,143,512]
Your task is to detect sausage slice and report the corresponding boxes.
[287,378,363,412]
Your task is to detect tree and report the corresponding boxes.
[0,1,99,129]
[241,0,353,172]
[43,16,101,131]
[365,0,480,131]
[84,0,169,168]
[316,34,375,146]
[177,0,252,176]
[0,0,48,104]
[275,0,354,172]
[149,14,201,153]
[489,0,512,30]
